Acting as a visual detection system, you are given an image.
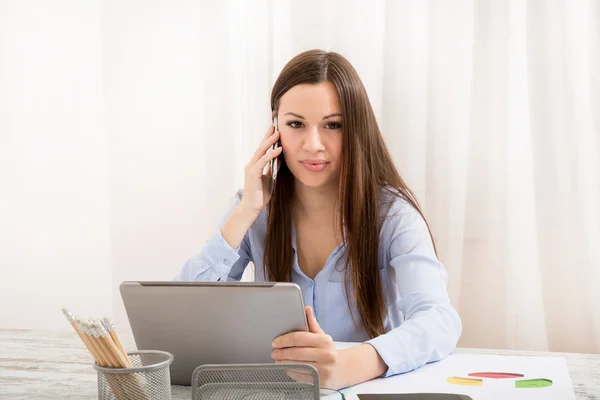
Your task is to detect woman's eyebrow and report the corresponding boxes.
[283,112,342,120]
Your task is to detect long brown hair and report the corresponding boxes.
[264,49,436,339]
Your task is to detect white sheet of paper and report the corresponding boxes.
[331,347,576,400]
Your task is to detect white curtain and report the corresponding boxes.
[1,0,598,353]
[180,0,600,353]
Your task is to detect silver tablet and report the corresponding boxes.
[119,281,309,386]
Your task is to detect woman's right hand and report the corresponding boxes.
[239,124,283,216]
[220,125,282,250]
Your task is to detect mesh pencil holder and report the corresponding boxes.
[191,363,321,400]
[93,350,174,400]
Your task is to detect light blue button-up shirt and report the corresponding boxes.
[175,189,462,378]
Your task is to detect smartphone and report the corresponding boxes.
[270,117,281,194]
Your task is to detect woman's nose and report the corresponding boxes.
[303,127,325,152]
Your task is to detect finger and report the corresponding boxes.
[249,125,275,166]
[306,306,324,334]
[272,331,321,349]
[250,128,279,165]
[263,160,272,177]
[252,146,282,176]
[277,361,320,381]
[263,123,275,140]
[285,368,315,385]
[276,360,319,372]
[272,347,324,362]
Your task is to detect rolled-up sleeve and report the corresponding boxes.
[366,198,462,377]
[173,190,252,282]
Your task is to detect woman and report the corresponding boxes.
[175,49,462,389]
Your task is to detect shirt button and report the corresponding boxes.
[224,259,230,266]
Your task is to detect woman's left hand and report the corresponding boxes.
[271,306,341,389]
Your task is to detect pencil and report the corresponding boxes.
[95,321,131,368]
[76,318,129,399]
[103,317,128,357]
[61,308,98,363]
[61,308,152,400]
[81,321,111,367]
[96,321,150,400]
[89,321,122,368]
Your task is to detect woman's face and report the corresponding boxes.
[277,81,343,189]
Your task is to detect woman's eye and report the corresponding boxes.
[325,122,342,129]
[286,121,341,129]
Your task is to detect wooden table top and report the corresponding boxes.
[1,329,599,399]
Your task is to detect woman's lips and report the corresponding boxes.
[300,160,329,172]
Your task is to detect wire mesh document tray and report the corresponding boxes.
[191,363,321,400]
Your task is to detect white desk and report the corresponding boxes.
[1,329,599,399]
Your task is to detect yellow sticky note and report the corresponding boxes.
[447,376,483,386]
